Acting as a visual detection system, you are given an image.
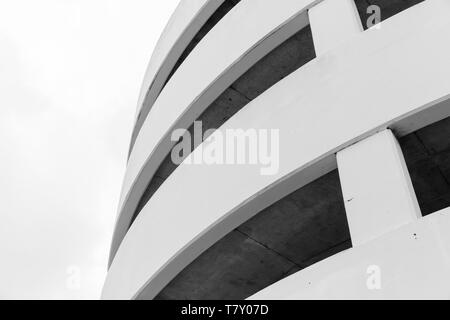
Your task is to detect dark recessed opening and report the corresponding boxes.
[399,116,450,216]
[164,0,242,89]
[129,1,242,156]
[140,170,350,300]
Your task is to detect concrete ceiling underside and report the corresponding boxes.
[147,170,351,300]
[400,116,450,216]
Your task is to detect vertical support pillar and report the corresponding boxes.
[337,130,421,246]
[309,0,363,55]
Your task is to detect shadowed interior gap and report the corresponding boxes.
[130,25,317,227]
[399,116,450,216]
[143,169,351,300]
[164,0,242,89]
[130,0,242,156]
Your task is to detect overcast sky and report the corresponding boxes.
[0,0,179,299]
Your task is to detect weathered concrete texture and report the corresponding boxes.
[400,116,450,216]
[195,87,250,134]
[231,26,315,100]
[238,170,350,267]
[130,26,316,227]
[149,231,297,300]
[151,170,350,300]
[354,0,425,30]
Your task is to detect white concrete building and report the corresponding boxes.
[103,0,450,299]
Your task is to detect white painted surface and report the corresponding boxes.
[250,207,450,300]
[130,0,224,152]
[309,0,363,55]
[134,0,221,119]
[337,130,421,246]
[103,0,450,299]
[109,0,322,265]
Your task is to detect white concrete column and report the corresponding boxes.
[337,130,421,246]
[309,0,363,55]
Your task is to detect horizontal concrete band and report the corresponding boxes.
[130,0,225,154]
[109,0,324,266]
[250,206,450,299]
[134,0,221,120]
[102,0,450,299]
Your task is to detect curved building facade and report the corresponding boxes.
[103,0,450,300]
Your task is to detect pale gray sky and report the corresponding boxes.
[0,0,179,299]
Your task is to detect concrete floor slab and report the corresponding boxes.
[151,230,296,300]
